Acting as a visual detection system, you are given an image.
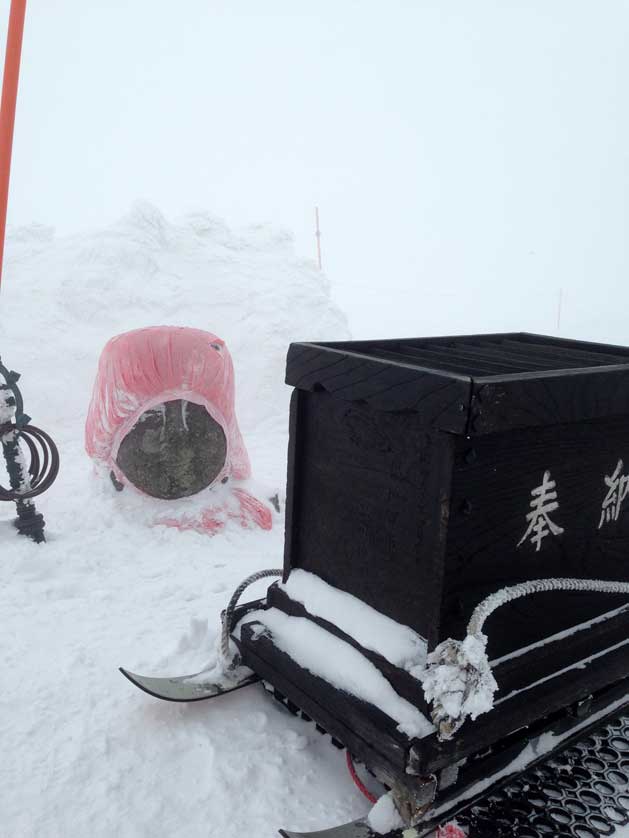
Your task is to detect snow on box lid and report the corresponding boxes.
[285,332,629,434]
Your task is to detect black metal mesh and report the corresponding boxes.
[263,680,629,837]
[458,713,629,837]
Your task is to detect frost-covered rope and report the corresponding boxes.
[423,577,629,742]
[467,578,629,638]
[220,568,283,664]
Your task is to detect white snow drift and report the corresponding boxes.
[0,206,365,838]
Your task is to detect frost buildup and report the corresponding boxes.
[0,387,33,498]
[422,633,497,741]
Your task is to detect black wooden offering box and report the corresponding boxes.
[238,332,629,821]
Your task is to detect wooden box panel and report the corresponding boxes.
[284,389,454,645]
[442,415,629,660]
[284,332,629,668]
[248,331,629,787]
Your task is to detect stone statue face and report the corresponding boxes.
[116,399,227,499]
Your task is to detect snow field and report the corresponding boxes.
[0,207,375,838]
[0,475,369,837]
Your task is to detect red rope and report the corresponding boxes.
[345,751,377,804]
[345,752,466,837]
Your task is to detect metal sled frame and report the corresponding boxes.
[121,596,629,836]
[234,599,629,834]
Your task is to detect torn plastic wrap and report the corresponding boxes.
[85,326,272,534]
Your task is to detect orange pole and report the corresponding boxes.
[315,206,322,271]
[0,0,27,291]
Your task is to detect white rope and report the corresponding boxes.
[467,578,629,639]
[424,577,629,741]
[220,568,283,665]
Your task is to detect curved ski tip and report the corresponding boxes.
[118,666,259,702]
[119,668,148,692]
[119,667,139,683]
[118,667,195,703]
[118,667,178,702]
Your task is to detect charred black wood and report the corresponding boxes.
[251,332,629,828]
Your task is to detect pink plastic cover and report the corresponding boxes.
[85,326,272,533]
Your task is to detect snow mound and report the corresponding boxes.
[0,208,355,837]
[368,792,404,834]
[1,202,349,434]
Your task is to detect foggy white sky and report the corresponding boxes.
[1,1,628,340]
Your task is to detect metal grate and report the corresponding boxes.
[264,677,629,837]
[339,335,629,378]
[458,712,629,837]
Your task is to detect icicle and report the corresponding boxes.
[181,399,189,431]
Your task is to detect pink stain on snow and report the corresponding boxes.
[85,325,272,534]
[436,825,466,838]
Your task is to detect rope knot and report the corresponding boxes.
[422,633,497,740]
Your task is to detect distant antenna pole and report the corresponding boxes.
[0,0,27,291]
[315,206,322,271]
[557,288,563,332]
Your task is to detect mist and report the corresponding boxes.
[1,0,627,341]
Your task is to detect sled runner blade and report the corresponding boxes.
[119,667,260,702]
[279,819,404,838]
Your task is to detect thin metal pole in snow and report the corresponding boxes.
[315,206,322,271]
[557,288,563,332]
[0,0,27,292]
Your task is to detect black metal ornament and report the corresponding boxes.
[0,357,59,543]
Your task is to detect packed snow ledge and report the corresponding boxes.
[280,569,428,669]
[243,607,435,739]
